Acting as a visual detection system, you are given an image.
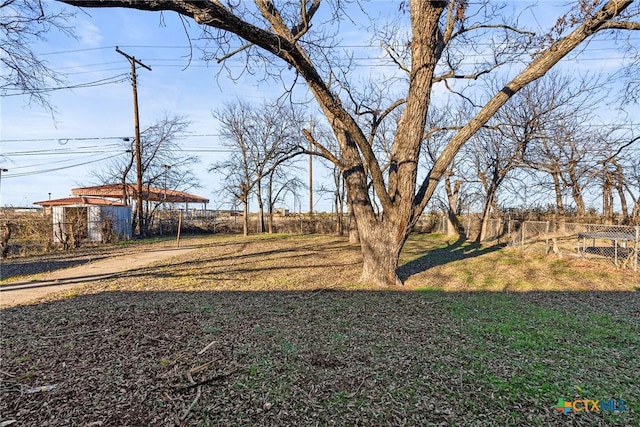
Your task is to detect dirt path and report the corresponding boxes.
[0,245,200,308]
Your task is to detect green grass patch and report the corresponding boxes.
[420,291,640,422]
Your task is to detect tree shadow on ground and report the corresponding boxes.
[1,258,102,280]
[398,236,506,282]
[1,237,362,294]
[0,242,214,282]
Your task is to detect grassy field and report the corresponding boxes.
[1,233,638,426]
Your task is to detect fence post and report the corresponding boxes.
[521,221,525,251]
[545,221,550,254]
[635,225,639,272]
[176,211,182,247]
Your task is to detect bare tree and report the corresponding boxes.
[595,132,640,224]
[623,150,640,222]
[420,105,472,238]
[212,157,252,236]
[62,0,640,286]
[617,141,640,223]
[265,168,305,233]
[316,163,347,235]
[471,72,604,240]
[91,114,200,233]
[518,73,606,220]
[210,100,305,236]
[1,0,74,109]
[471,130,523,242]
[330,164,347,235]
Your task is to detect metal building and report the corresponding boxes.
[34,197,132,243]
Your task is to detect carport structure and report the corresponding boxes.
[70,184,209,208]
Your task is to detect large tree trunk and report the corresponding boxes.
[359,240,403,287]
[603,171,614,225]
[349,2,443,286]
[256,179,265,233]
[348,204,359,244]
[444,173,464,237]
[613,163,629,224]
[61,0,638,287]
[551,171,564,215]
[478,187,497,243]
[566,164,585,218]
[357,216,406,287]
[334,192,343,235]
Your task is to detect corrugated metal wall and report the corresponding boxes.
[101,206,132,240]
[52,206,65,243]
[51,204,131,243]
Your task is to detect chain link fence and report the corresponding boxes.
[420,213,638,271]
[2,210,638,271]
[502,220,638,271]
[572,223,638,270]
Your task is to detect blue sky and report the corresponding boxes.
[1,1,638,212]
[1,4,291,209]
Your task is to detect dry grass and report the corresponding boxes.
[1,233,638,426]
[399,234,639,292]
[23,233,634,296]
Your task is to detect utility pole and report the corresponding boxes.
[308,117,313,219]
[116,46,151,236]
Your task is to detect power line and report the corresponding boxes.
[2,153,125,178]
[52,61,123,70]
[2,144,124,156]
[8,153,122,170]
[39,46,115,56]
[2,125,638,146]
[0,137,131,143]
[1,74,130,96]
[36,37,640,57]
[43,53,639,75]
[63,67,130,76]
[34,36,640,76]
[3,150,120,157]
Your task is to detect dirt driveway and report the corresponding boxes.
[0,242,202,308]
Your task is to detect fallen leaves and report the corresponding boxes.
[1,235,638,425]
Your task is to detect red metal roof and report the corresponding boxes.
[33,196,127,207]
[70,184,209,204]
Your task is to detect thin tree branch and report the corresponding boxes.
[302,129,343,168]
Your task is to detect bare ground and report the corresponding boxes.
[0,236,211,283]
[1,234,638,426]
